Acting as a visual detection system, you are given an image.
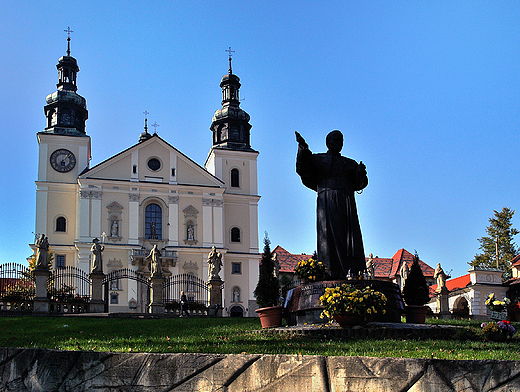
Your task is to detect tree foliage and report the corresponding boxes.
[253,233,280,308]
[402,252,430,306]
[469,207,519,280]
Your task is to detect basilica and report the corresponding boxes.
[34,38,260,316]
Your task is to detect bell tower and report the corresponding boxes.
[205,49,259,255]
[35,28,91,238]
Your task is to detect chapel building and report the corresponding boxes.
[34,39,260,316]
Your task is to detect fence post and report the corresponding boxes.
[149,275,166,313]
[89,271,105,313]
[33,268,50,312]
[207,278,224,316]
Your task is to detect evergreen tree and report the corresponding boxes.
[469,207,519,280]
[253,233,280,308]
[402,251,430,306]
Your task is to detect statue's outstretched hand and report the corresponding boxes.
[295,131,308,149]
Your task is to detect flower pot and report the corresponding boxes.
[405,305,428,324]
[256,306,283,328]
[333,313,369,327]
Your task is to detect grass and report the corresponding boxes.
[0,316,519,360]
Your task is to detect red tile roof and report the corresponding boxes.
[429,274,471,297]
[272,245,312,273]
[272,246,435,279]
[510,255,520,267]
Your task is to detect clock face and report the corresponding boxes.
[50,149,76,173]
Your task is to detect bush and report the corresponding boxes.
[402,251,430,306]
[253,234,280,308]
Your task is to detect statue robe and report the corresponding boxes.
[296,145,368,278]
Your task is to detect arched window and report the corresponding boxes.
[231,168,240,187]
[231,227,241,243]
[145,203,162,239]
[56,216,66,232]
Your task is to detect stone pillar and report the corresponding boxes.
[149,275,166,314]
[436,287,450,319]
[207,278,224,317]
[89,272,105,313]
[33,268,50,313]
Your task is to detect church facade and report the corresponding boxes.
[34,40,260,316]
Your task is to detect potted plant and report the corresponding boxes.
[481,320,516,341]
[485,292,510,320]
[402,251,430,323]
[295,252,327,283]
[254,233,282,328]
[319,284,387,327]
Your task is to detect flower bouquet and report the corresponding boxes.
[295,256,327,283]
[481,320,516,341]
[485,293,510,320]
[319,284,387,326]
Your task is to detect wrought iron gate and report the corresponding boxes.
[102,268,151,312]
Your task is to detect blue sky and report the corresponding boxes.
[1,1,519,279]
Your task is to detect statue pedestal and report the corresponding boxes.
[285,280,405,326]
[33,269,50,313]
[149,274,165,314]
[89,272,105,313]
[207,278,224,317]
[436,287,450,318]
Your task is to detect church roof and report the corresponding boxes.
[80,133,225,187]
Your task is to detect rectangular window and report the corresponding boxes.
[232,262,242,274]
[56,255,65,269]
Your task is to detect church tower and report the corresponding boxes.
[205,51,259,246]
[35,29,91,239]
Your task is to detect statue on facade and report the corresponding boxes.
[91,238,104,273]
[207,246,223,280]
[187,225,194,241]
[35,234,50,269]
[366,253,375,279]
[110,220,118,237]
[296,130,368,279]
[147,244,162,277]
[150,221,157,239]
[434,263,447,292]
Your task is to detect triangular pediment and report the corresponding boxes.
[106,201,123,211]
[79,134,224,188]
[183,205,199,215]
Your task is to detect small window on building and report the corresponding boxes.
[56,216,66,232]
[231,168,240,187]
[232,262,242,274]
[56,255,65,269]
[133,165,137,174]
[231,227,241,243]
[145,203,162,239]
[110,293,119,304]
[110,279,120,291]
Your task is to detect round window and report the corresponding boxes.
[147,158,161,171]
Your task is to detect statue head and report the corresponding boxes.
[326,130,343,154]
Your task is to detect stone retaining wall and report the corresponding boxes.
[0,347,519,391]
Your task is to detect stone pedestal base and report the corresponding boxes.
[89,271,105,313]
[149,275,165,314]
[436,287,450,315]
[33,269,50,313]
[207,278,224,316]
[33,297,49,313]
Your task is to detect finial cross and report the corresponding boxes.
[151,122,160,133]
[64,26,74,56]
[226,47,235,73]
[143,110,149,118]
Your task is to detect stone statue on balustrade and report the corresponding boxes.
[147,244,162,278]
[296,130,368,279]
[35,234,50,270]
[207,246,223,281]
[91,238,104,273]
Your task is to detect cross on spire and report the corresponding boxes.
[64,26,74,56]
[226,47,235,74]
[151,121,160,134]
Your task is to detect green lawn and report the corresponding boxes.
[0,316,519,360]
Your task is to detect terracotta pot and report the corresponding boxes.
[405,305,428,324]
[255,306,283,328]
[333,313,368,327]
[486,332,508,342]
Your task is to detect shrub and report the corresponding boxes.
[402,251,430,306]
[253,233,280,308]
